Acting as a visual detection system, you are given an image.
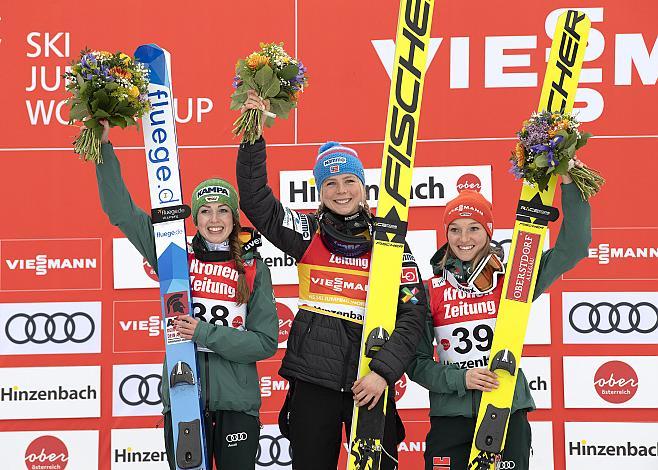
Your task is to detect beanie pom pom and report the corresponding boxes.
[318,141,341,155]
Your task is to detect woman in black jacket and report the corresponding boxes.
[235,91,427,469]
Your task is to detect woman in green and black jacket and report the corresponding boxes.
[408,162,592,470]
[95,120,278,470]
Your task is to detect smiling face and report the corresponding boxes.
[446,218,489,262]
[195,203,234,244]
[320,174,365,216]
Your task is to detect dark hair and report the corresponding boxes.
[228,220,251,306]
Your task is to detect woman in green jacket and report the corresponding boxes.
[95,120,278,470]
[408,162,592,470]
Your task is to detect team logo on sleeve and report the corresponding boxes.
[400,266,419,285]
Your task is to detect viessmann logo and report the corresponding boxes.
[309,270,368,297]
[0,239,101,291]
[5,255,97,276]
[588,243,658,265]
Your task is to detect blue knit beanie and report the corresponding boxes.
[313,142,365,190]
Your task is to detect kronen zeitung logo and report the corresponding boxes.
[5,255,97,276]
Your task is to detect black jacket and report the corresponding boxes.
[236,138,427,391]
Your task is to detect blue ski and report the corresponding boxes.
[134,43,208,470]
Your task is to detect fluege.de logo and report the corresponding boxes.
[0,239,101,291]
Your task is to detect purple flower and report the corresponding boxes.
[508,163,524,179]
[232,74,242,89]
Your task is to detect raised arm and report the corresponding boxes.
[96,120,157,270]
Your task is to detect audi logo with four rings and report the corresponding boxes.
[256,434,292,467]
[119,374,162,406]
[226,432,248,443]
[5,312,95,344]
[569,302,658,334]
[497,461,516,469]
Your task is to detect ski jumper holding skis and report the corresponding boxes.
[408,172,591,470]
[236,137,427,470]
[95,126,278,470]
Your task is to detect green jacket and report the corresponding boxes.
[407,183,591,417]
[97,143,278,416]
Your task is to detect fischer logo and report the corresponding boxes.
[456,174,482,192]
[329,253,369,269]
[119,315,161,337]
[276,302,295,346]
[588,243,658,265]
[594,360,639,404]
[25,435,68,470]
[5,255,96,276]
[1,385,97,402]
[568,439,658,457]
[394,375,407,401]
[440,338,450,351]
[260,376,289,398]
[114,447,167,463]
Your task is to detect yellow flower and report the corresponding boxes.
[110,67,132,80]
[128,85,140,97]
[246,53,269,69]
[119,53,132,65]
[515,142,525,167]
[98,50,112,58]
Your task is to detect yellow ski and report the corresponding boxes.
[468,10,591,470]
[347,0,434,469]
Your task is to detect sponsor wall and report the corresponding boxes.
[1,1,657,469]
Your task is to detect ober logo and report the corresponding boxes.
[225,432,248,443]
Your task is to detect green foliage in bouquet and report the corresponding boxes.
[509,111,605,199]
[230,42,308,144]
[64,50,150,163]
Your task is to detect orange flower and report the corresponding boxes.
[109,67,132,80]
[246,53,269,70]
[515,142,525,167]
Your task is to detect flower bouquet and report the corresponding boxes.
[509,111,605,199]
[64,50,150,163]
[230,42,308,144]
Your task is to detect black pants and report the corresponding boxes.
[164,410,260,470]
[424,410,531,470]
[281,380,401,470]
